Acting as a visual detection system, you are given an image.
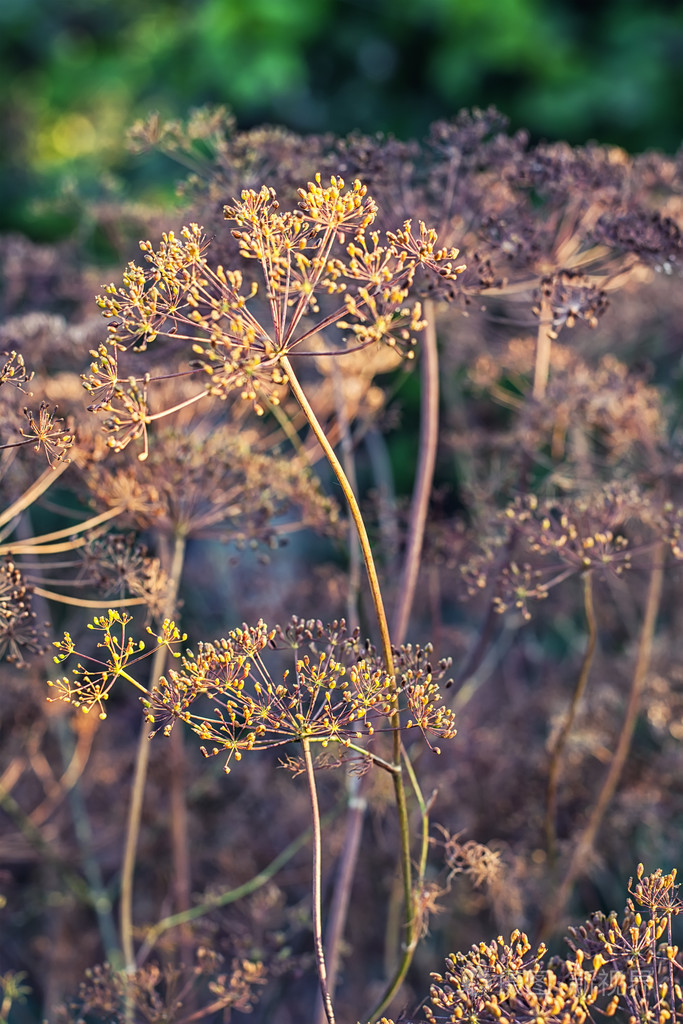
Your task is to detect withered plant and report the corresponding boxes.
[47,171,465,1024]
[4,107,683,1024]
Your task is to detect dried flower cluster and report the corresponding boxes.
[88,174,464,458]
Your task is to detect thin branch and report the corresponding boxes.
[329,357,362,632]
[32,587,148,608]
[533,293,554,400]
[545,571,598,864]
[280,356,394,676]
[0,504,124,554]
[392,299,440,647]
[137,804,341,963]
[120,533,186,1005]
[540,543,665,937]
[0,461,70,531]
[302,736,336,1024]
[313,777,366,1024]
[282,355,414,1019]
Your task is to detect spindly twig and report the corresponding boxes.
[544,571,598,864]
[540,542,664,938]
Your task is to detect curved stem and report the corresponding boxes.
[281,355,414,1017]
[0,460,70,531]
[545,572,597,863]
[120,533,186,984]
[330,357,362,630]
[392,300,439,647]
[302,736,336,1024]
[33,587,148,608]
[367,750,432,1024]
[540,543,664,938]
[401,744,431,900]
[280,356,394,675]
[0,504,124,554]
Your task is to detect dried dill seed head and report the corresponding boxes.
[20,402,74,466]
[0,350,33,392]
[0,367,74,470]
[503,486,649,576]
[425,929,598,1024]
[90,174,464,459]
[77,533,169,611]
[593,208,683,273]
[534,271,609,333]
[44,611,457,768]
[86,410,340,545]
[0,559,47,665]
[455,483,671,624]
[56,949,267,1024]
[462,337,668,486]
[562,867,683,1024]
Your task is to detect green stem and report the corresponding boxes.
[136,804,340,963]
[402,744,431,896]
[280,356,394,675]
[302,736,336,1024]
[365,747,431,1024]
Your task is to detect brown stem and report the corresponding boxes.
[169,704,192,965]
[392,299,439,648]
[281,355,414,1019]
[302,736,336,1024]
[313,780,366,1024]
[312,356,365,1024]
[120,533,186,994]
[544,572,598,864]
[280,356,394,675]
[533,294,554,400]
[330,358,362,630]
[540,543,664,938]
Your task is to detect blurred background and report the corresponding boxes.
[3,0,683,238]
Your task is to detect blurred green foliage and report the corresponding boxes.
[2,0,683,236]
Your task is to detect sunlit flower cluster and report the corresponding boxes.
[47,609,186,720]
[564,865,683,1023]
[90,175,465,456]
[47,613,456,769]
[425,930,597,1024]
